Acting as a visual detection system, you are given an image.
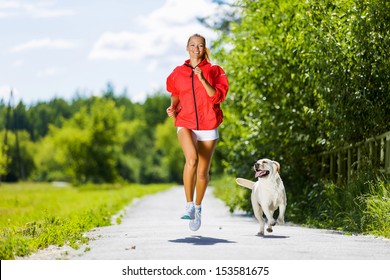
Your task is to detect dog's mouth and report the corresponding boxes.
[255,170,270,178]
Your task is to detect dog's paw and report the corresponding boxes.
[266,227,273,233]
[277,217,285,224]
[257,231,264,236]
[269,219,276,226]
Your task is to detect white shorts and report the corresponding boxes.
[177,127,219,141]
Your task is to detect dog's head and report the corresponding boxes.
[253,159,280,179]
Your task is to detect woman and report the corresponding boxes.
[166,34,229,231]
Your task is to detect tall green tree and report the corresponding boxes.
[311,0,390,144]
[142,92,171,127]
[0,130,35,182]
[117,119,148,183]
[154,118,183,183]
[39,98,123,184]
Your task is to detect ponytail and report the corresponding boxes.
[204,47,210,62]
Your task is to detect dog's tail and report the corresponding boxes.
[235,178,255,190]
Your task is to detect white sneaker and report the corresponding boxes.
[181,202,195,220]
[189,206,201,231]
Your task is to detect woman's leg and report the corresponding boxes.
[194,139,218,205]
[177,128,198,202]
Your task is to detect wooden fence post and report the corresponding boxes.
[318,130,390,183]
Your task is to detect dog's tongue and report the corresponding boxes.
[255,170,269,178]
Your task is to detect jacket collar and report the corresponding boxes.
[184,58,209,69]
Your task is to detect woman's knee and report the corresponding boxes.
[185,157,198,169]
[197,170,209,181]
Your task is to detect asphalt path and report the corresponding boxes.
[22,186,390,260]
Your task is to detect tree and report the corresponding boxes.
[0,130,35,182]
[154,118,183,182]
[313,0,390,144]
[116,119,148,183]
[0,138,8,180]
[142,92,171,127]
[41,98,123,184]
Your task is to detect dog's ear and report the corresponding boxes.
[235,178,255,190]
[272,161,280,173]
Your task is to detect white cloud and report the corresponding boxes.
[88,0,219,64]
[88,31,164,61]
[137,0,218,29]
[10,38,77,52]
[0,0,76,19]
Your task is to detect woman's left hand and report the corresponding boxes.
[194,66,216,97]
[194,66,204,81]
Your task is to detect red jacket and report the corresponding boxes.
[166,59,229,130]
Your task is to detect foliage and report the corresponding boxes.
[116,119,147,183]
[154,118,184,183]
[32,98,123,184]
[0,90,174,184]
[211,175,253,214]
[295,174,390,237]
[0,182,173,259]
[0,145,7,178]
[307,0,390,144]
[358,178,390,238]
[0,130,35,182]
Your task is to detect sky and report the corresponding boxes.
[0,0,231,105]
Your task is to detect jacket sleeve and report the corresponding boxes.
[166,68,179,97]
[209,65,229,104]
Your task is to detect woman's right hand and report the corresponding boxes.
[166,106,176,118]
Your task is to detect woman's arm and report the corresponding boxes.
[166,95,180,118]
[194,66,216,97]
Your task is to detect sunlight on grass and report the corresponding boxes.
[0,182,173,259]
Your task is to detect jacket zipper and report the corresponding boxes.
[191,71,199,130]
[187,64,199,130]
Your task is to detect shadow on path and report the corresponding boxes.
[260,234,290,239]
[169,235,236,246]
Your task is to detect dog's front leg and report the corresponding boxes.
[277,204,286,225]
[263,208,276,227]
[251,196,265,235]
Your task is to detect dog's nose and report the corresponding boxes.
[254,162,260,169]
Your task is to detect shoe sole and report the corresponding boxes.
[189,218,201,231]
[181,215,194,220]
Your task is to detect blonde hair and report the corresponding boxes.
[187,33,210,62]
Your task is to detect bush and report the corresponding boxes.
[358,178,390,238]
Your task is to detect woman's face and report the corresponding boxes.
[186,36,206,60]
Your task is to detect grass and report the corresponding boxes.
[211,175,252,214]
[358,179,390,238]
[0,182,173,260]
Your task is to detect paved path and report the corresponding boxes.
[23,186,390,260]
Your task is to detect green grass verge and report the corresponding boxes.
[211,175,253,214]
[0,182,173,259]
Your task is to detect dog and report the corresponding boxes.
[236,158,287,235]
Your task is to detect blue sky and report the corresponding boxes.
[0,0,228,105]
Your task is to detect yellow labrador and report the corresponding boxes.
[236,159,287,235]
